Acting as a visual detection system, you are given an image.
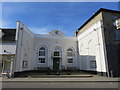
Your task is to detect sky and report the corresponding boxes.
[1,2,119,36]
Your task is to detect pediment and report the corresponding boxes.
[49,30,64,36]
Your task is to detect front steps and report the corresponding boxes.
[14,70,94,78]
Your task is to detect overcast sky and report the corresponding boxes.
[2,2,119,36]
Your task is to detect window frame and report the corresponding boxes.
[22,61,28,68]
[90,61,97,68]
[67,58,73,63]
[67,48,73,57]
[67,48,74,63]
[38,58,45,63]
[39,47,45,56]
[54,51,60,56]
[38,47,46,64]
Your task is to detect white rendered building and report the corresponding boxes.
[14,20,106,75]
[14,21,79,73]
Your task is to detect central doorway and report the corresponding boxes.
[53,58,60,71]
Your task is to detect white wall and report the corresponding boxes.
[14,20,107,73]
[33,34,78,70]
[14,21,34,72]
[78,20,107,73]
[14,22,79,72]
[0,42,16,55]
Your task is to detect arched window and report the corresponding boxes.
[39,47,45,56]
[67,48,74,63]
[38,47,46,63]
[53,47,61,56]
[67,48,73,56]
[22,42,29,68]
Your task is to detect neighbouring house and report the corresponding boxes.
[76,8,120,77]
[0,28,16,76]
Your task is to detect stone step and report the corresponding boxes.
[28,74,93,78]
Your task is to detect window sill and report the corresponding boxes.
[38,63,46,64]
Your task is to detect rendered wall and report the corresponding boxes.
[14,21,34,72]
[0,43,16,55]
[14,22,78,72]
[33,33,78,70]
[78,20,107,73]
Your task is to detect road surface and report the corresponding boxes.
[2,82,119,88]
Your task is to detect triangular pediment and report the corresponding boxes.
[49,30,64,36]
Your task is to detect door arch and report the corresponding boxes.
[52,46,62,71]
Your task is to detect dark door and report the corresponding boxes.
[53,58,60,71]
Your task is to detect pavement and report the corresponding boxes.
[2,75,119,83]
[1,71,120,83]
[1,72,120,88]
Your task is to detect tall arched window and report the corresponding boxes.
[67,48,74,63]
[88,40,96,68]
[22,42,29,68]
[67,48,73,56]
[38,47,46,63]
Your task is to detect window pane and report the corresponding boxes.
[54,52,60,56]
[39,58,45,63]
[39,47,45,56]
[67,48,73,56]
[40,47,45,50]
[39,51,45,56]
[67,52,73,56]
[67,58,73,63]
[22,61,28,68]
[90,61,96,68]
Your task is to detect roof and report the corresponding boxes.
[77,8,120,31]
[1,28,16,41]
